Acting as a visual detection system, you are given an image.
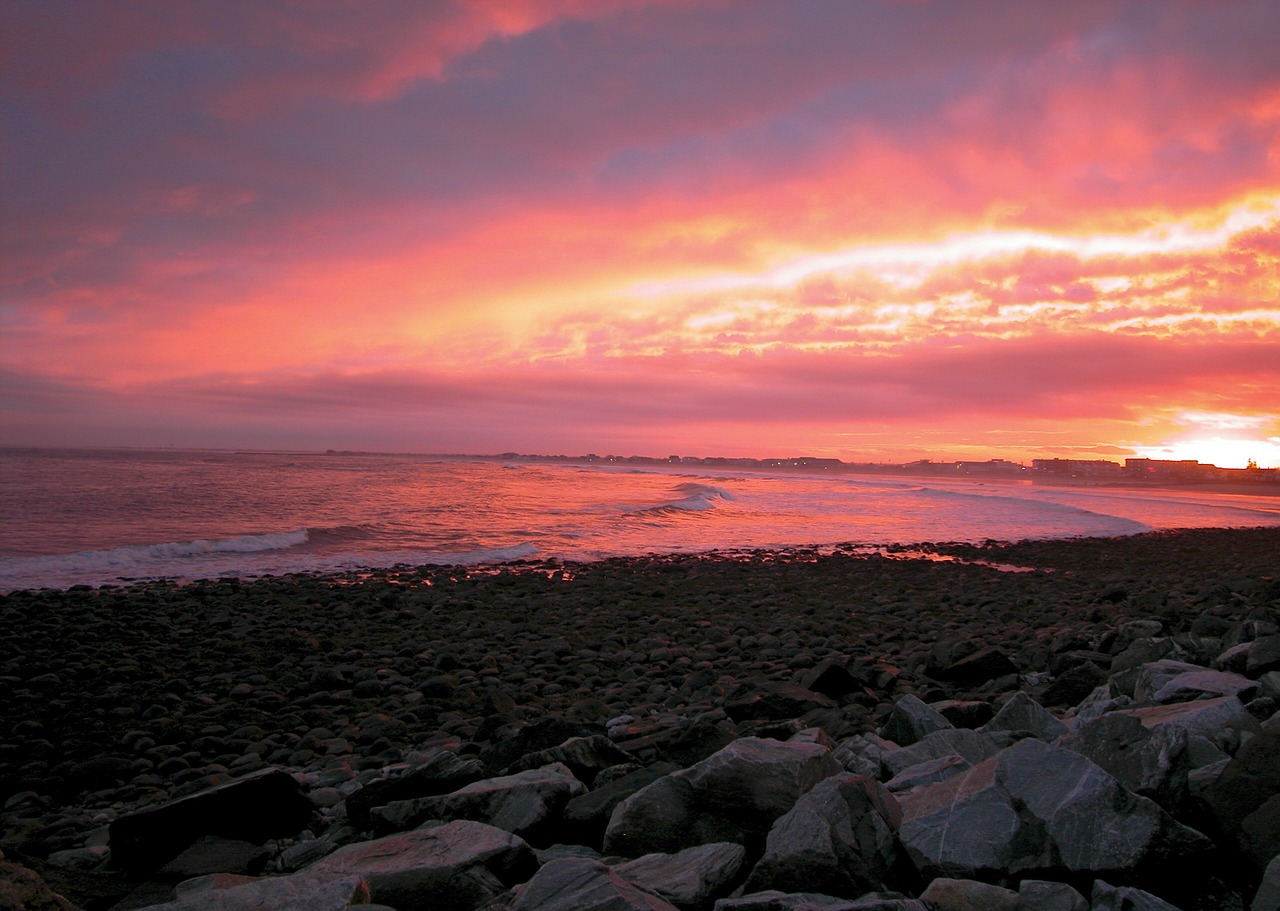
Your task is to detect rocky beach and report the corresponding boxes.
[4,526,1280,910]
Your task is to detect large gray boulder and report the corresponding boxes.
[743,773,906,898]
[370,764,586,844]
[509,857,679,911]
[504,735,638,785]
[1149,668,1258,705]
[713,893,927,910]
[304,819,537,911]
[1116,695,1261,754]
[604,737,841,857]
[979,692,1066,742]
[616,842,747,910]
[878,695,952,747]
[345,749,487,831]
[1253,853,1280,911]
[880,728,999,780]
[1057,712,1190,809]
[897,738,1211,883]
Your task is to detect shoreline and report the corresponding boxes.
[4,525,1280,908]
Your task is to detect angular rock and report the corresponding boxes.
[509,857,678,911]
[1249,635,1280,678]
[155,836,269,880]
[743,773,906,898]
[1204,731,1280,869]
[304,819,537,911]
[128,873,370,911]
[1041,662,1107,708]
[1253,853,1280,911]
[1132,660,1206,705]
[928,700,994,729]
[1151,668,1258,705]
[724,683,837,723]
[371,764,586,845]
[917,877,1018,911]
[880,728,999,780]
[878,695,952,747]
[799,659,869,701]
[604,737,841,857]
[897,738,1211,882]
[1016,879,1088,911]
[561,763,680,848]
[1058,712,1190,808]
[345,749,487,831]
[1117,695,1261,754]
[931,646,1019,685]
[884,754,971,794]
[109,768,313,876]
[980,691,1067,742]
[503,735,637,785]
[1090,879,1183,911]
[616,842,747,910]
[833,733,897,779]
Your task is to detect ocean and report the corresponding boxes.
[2,447,1279,593]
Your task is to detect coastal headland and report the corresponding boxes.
[3,527,1280,910]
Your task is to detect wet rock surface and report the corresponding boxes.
[3,526,1280,910]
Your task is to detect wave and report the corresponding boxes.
[905,485,1153,536]
[627,483,735,519]
[0,528,313,576]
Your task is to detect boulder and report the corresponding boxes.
[928,700,994,729]
[884,754,971,794]
[1150,668,1258,705]
[616,842,747,910]
[370,764,586,845]
[1248,635,1280,677]
[1089,879,1183,910]
[878,695,953,747]
[880,728,999,780]
[155,836,269,880]
[1203,731,1280,869]
[0,857,79,911]
[345,749,487,831]
[799,659,869,701]
[604,737,841,857]
[928,644,1019,685]
[108,768,313,875]
[304,819,536,911]
[1041,662,1108,708]
[127,873,370,911]
[917,877,1018,911]
[503,735,637,785]
[980,692,1067,742]
[561,763,680,848]
[833,733,898,779]
[1131,660,1206,705]
[1016,879,1088,911]
[897,738,1211,883]
[1057,713,1190,808]
[743,773,906,898]
[1116,695,1261,754]
[508,857,678,911]
[724,683,837,723]
[1252,853,1280,911]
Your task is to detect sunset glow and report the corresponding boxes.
[3,2,1279,465]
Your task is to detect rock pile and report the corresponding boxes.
[3,526,1280,910]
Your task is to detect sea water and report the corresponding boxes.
[2,447,1279,592]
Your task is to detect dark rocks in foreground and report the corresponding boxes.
[2,526,1280,910]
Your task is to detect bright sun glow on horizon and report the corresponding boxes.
[1131,437,1280,470]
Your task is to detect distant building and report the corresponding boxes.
[1032,459,1124,478]
[1125,458,1214,481]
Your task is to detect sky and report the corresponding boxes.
[2,1,1279,467]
